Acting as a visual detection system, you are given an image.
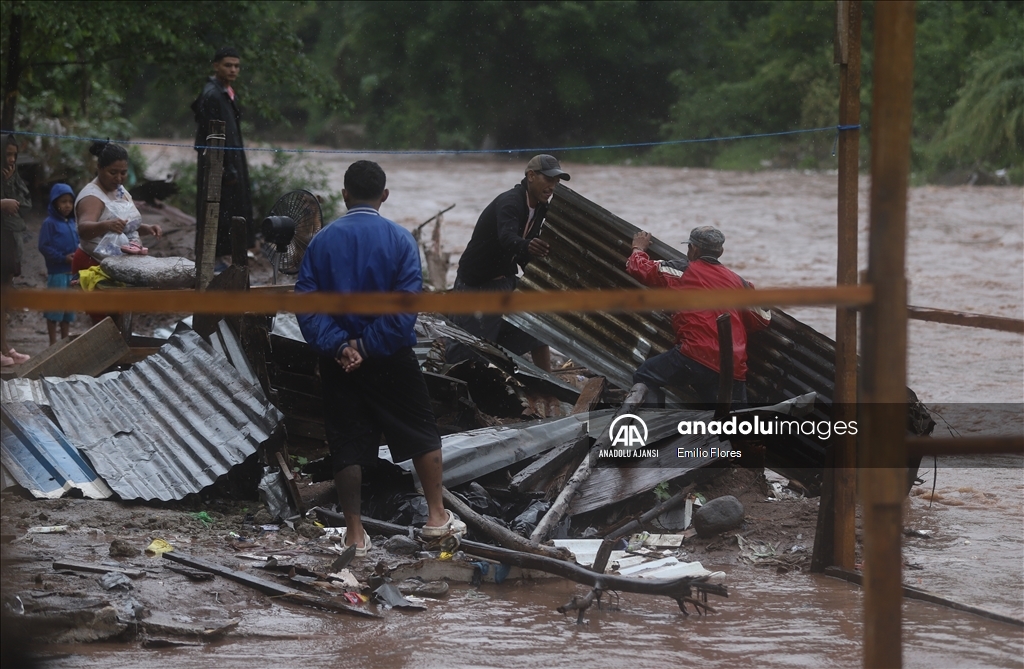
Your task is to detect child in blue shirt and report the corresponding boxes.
[38,183,79,345]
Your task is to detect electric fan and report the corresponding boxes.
[262,190,323,284]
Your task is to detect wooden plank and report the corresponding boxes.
[906,436,1023,458]
[860,3,917,666]
[17,317,129,380]
[53,559,144,579]
[193,265,249,337]
[824,567,1024,628]
[509,436,589,493]
[815,0,863,575]
[161,552,378,618]
[571,376,606,414]
[275,450,306,514]
[3,284,875,317]
[195,119,225,290]
[907,306,1024,334]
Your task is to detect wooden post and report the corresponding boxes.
[860,3,915,668]
[231,216,248,268]
[814,0,862,574]
[195,120,225,290]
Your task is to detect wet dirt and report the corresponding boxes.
[3,151,1022,667]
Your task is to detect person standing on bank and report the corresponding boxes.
[452,154,569,372]
[627,226,771,407]
[191,46,253,261]
[1,133,32,366]
[296,160,465,557]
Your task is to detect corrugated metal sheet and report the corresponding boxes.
[43,327,283,501]
[507,187,933,485]
[1,401,113,499]
[389,410,611,488]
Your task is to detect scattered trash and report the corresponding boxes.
[191,511,213,526]
[145,539,174,556]
[27,525,68,534]
[99,571,133,591]
[905,528,934,539]
[373,582,426,610]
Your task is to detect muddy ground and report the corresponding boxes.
[0,465,823,659]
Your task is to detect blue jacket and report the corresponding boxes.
[296,206,422,359]
[38,183,79,274]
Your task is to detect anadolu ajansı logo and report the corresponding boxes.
[608,413,648,448]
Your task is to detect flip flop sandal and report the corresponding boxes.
[345,530,372,558]
[421,509,468,538]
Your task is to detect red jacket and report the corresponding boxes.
[626,251,770,380]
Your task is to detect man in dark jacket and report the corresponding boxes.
[192,46,253,258]
[451,154,569,371]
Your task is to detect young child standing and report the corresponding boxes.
[38,183,79,345]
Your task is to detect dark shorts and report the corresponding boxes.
[320,347,441,473]
[633,346,747,407]
[450,276,542,355]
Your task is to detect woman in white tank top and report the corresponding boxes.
[74,141,162,263]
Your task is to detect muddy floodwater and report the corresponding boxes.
[52,149,1024,667]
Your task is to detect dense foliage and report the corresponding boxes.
[2,0,1020,183]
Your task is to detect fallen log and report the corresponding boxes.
[530,382,648,544]
[162,552,379,619]
[444,488,574,561]
[460,539,725,597]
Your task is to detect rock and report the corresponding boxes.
[109,539,140,558]
[692,495,744,538]
[100,255,195,289]
[295,522,324,539]
[383,535,420,556]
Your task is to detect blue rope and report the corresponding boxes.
[8,125,860,156]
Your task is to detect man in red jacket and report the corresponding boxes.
[626,226,770,406]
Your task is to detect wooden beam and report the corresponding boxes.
[1,284,875,317]
[907,306,1024,334]
[860,2,916,667]
[17,317,128,380]
[161,552,378,618]
[195,120,225,290]
[906,436,1023,458]
[831,0,862,574]
[825,567,1024,628]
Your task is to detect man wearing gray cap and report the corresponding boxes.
[450,154,570,371]
[626,225,771,405]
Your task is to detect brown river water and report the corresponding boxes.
[59,148,1018,668]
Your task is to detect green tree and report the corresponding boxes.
[0,0,344,182]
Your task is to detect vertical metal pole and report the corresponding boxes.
[861,2,915,668]
[833,0,862,570]
[195,120,225,290]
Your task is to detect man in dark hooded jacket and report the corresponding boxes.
[192,46,253,257]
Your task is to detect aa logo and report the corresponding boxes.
[609,414,648,448]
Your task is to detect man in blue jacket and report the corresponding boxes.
[296,160,463,557]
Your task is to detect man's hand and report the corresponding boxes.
[632,231,652,252]
[337,342,363,373]
[527,237,550,258]
[0,198,19,215]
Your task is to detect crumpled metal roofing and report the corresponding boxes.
[43,327,283,501]
[1,401,113,499]
[387,410,611,488]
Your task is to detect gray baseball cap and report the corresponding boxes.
[526,154,570,180]
[687,226,725,256]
